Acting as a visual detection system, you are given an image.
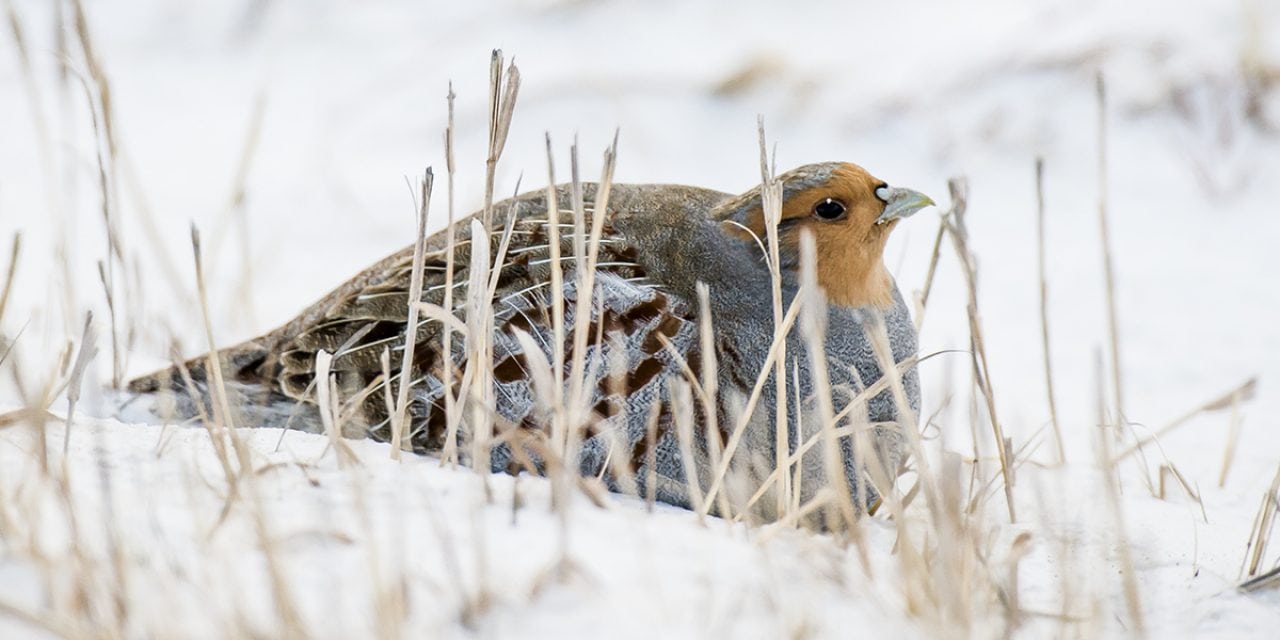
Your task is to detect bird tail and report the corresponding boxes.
[123,340,310,429]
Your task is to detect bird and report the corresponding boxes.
[127,161,931,521]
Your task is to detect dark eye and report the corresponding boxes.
[813,198,847,220]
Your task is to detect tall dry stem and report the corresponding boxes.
[1095,73,1127,426]
[756,120,792,517]
[390,170,435,458]
[943,178,1017,522]
[1035,158,1066,464]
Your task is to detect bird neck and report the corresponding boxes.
[808,222,897,311]
[823,260,895,309]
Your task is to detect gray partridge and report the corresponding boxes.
[128,161,931,517]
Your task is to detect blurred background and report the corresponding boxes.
[2,2,1280,637]
[1,0,1277,466]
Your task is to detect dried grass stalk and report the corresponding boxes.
[1094,349,1146,636]
[1112,377,1257,463]
[1240,465,1280,582]
[1095,73,1127,425]
[756,120,792,517]
[1035,158,1066,464]
[390,170,434,459]
[942,178,1017,522]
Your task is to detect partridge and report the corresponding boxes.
[129,162,931,516]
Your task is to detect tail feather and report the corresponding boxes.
[126,339,269,392]
[124,340,312,429]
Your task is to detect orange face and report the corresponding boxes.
[722,162,933,309]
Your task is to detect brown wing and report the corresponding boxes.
[264,190,655,442]
[126,183,712,460]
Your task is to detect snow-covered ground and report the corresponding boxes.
[2,0,1279,637]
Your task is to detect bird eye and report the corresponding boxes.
[812,198,847,220]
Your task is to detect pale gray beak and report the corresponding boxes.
[874,186,935,225]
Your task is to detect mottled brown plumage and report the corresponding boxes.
[129,162,932,516]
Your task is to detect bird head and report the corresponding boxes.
[716,162,933,308]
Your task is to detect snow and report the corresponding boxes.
[2,0,1279,637]
[0,420,917,638]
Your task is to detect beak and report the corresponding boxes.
[874,186,935,225]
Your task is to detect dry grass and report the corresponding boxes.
[1093,351,1146,637]
[1095,73,1127,429]
[1239,465,1280,589]
[1034,158,1065,465]
[942,178,1017,523]
[389,170,434,458]
[0,7,1272,640]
